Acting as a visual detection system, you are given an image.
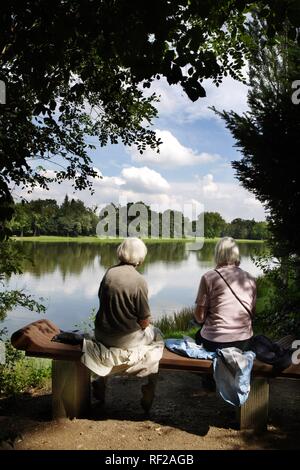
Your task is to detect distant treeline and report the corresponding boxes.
[11,196,99,237]
[202,212,268,240]
[10,197,268,240]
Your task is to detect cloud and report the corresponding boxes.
[146,75,248,123]
[171,174,266,221]
[202,174,218,195]
[120,166,170,193]
[18,166,266,221]
[130,129,220,168]
[244,197,262,207]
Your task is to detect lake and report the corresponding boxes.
[3,241,265,334]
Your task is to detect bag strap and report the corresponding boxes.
[214,269,252,316]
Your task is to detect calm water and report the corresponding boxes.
[3,241,265,334]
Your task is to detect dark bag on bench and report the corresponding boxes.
[250,335,292,373]
[51,330,84,346]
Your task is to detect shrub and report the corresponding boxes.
[0,340,51,396]
[253,257,300,338]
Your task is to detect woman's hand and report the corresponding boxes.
[138,318,150,330]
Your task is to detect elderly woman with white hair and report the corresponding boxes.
[90,237,162,412]
[194,237,256,352]
[95,237,152,347]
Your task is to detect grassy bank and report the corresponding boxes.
[12,235,265,244]
[154,306,197,339]
[13,236,195,244]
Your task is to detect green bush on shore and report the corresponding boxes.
[154,306,198,339]
[253,265,300,338]
[0,341,51,396]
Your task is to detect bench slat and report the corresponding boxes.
[160,348,213,372]
[160,348,300,379]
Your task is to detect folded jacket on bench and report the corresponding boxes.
[166,337,255,407]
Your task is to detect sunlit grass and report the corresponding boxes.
[154,306,199,339]
[12,236,196,244]
[12,235,265,244]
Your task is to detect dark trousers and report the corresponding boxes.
[195,330,253,352]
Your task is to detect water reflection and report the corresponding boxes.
[4,241,265,334]
[19,241,189,277]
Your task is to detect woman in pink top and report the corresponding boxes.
[194,237,256,352]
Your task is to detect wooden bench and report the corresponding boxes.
[11,319,299,432]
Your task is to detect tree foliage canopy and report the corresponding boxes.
[214,17,300,334]
[10,196,99,237]
[215,18,300,258]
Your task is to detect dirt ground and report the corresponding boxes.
[1,371,300,450]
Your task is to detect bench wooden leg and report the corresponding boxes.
[237,378,269,432]
[52,360,91,419]
[92,376,107,403]
[141,373,158,414]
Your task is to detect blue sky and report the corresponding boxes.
[30,74,267,222]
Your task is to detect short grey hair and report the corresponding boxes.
[214,237,240,267]
[117,237,147,266]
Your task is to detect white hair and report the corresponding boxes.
[214,237,240,267]
[117,237,147,266]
